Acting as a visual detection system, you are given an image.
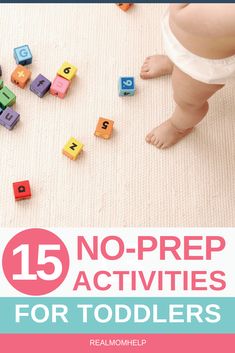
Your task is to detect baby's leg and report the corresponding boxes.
[146,66,224,149]
[140,55,173,79]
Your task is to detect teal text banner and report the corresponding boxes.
[0,297,234,334]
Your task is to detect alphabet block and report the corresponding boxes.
[0,107,20,130]
[63,137,84,160]
[118,76,135,96]
[30,74,51,98]
[0,86,16,109]
[11,65,31,89]
[13,180,31,201]
[94,118,114,139]
[50,75,71,98]
[13,45,32,65]
[57,61,77,81]
[116,3,133,11]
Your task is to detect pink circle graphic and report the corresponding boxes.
[2,228,69,296]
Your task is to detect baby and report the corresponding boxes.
[140,4,235,149]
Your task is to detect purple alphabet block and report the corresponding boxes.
[30,74,51,98]
[0,107,20,130]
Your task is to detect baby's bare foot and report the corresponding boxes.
[140,55,173,79]
[146,119,193,149]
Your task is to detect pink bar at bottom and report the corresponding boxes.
[0,334,234,353]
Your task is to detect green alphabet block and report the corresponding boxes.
[0,86,16,109]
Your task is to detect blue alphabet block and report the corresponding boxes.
[14,45,32,66]
[0,107,20,130]
[118,77,135,96]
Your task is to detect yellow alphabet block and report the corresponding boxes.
[63,137,84,160]
[57,62,78,81]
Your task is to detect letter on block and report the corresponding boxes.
[118,76,135,96]
[50,75,71,98]
[11,65,31,89]
[94,118,114,139]
[0,107,20,130]
[13,180,31,201]
[0,86,16,109]
[63,137,84,160]
[30,74,51,98]
[57,62,78,81]
[13,45,32,65]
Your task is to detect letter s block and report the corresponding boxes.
[13,180,31,201]
[94,118,114,139]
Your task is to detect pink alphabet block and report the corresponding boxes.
[50,75,70,98]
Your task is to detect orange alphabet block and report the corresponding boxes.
[11,65,31,89]
[116,3,133,11]
[94,118,114,139]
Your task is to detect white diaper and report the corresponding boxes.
[161,9,235,84]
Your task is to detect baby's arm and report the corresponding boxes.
[170,4,235,37]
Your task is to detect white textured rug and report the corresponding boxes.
[0,4,235,227]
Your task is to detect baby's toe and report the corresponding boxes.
[156,141,164,149]
[150,135,157,144]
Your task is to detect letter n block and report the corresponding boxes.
[63,137,84,160]
[13,180,31,201]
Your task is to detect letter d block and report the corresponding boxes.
[13,180,31,201]
[0,86,16,109]
[94,118,114,139]
[63,137,84,160]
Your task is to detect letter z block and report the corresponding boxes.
[57,61,78,81]
[116,3,133,11]
[0,86,16,109]
[118,77,135,96]
[50,75,71,98]
[63,137,84,160]
[13,45,32,65]
[94,118,114,139]
[11,65,31,89]
[0,107,20,130]
[13,180,31,201]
